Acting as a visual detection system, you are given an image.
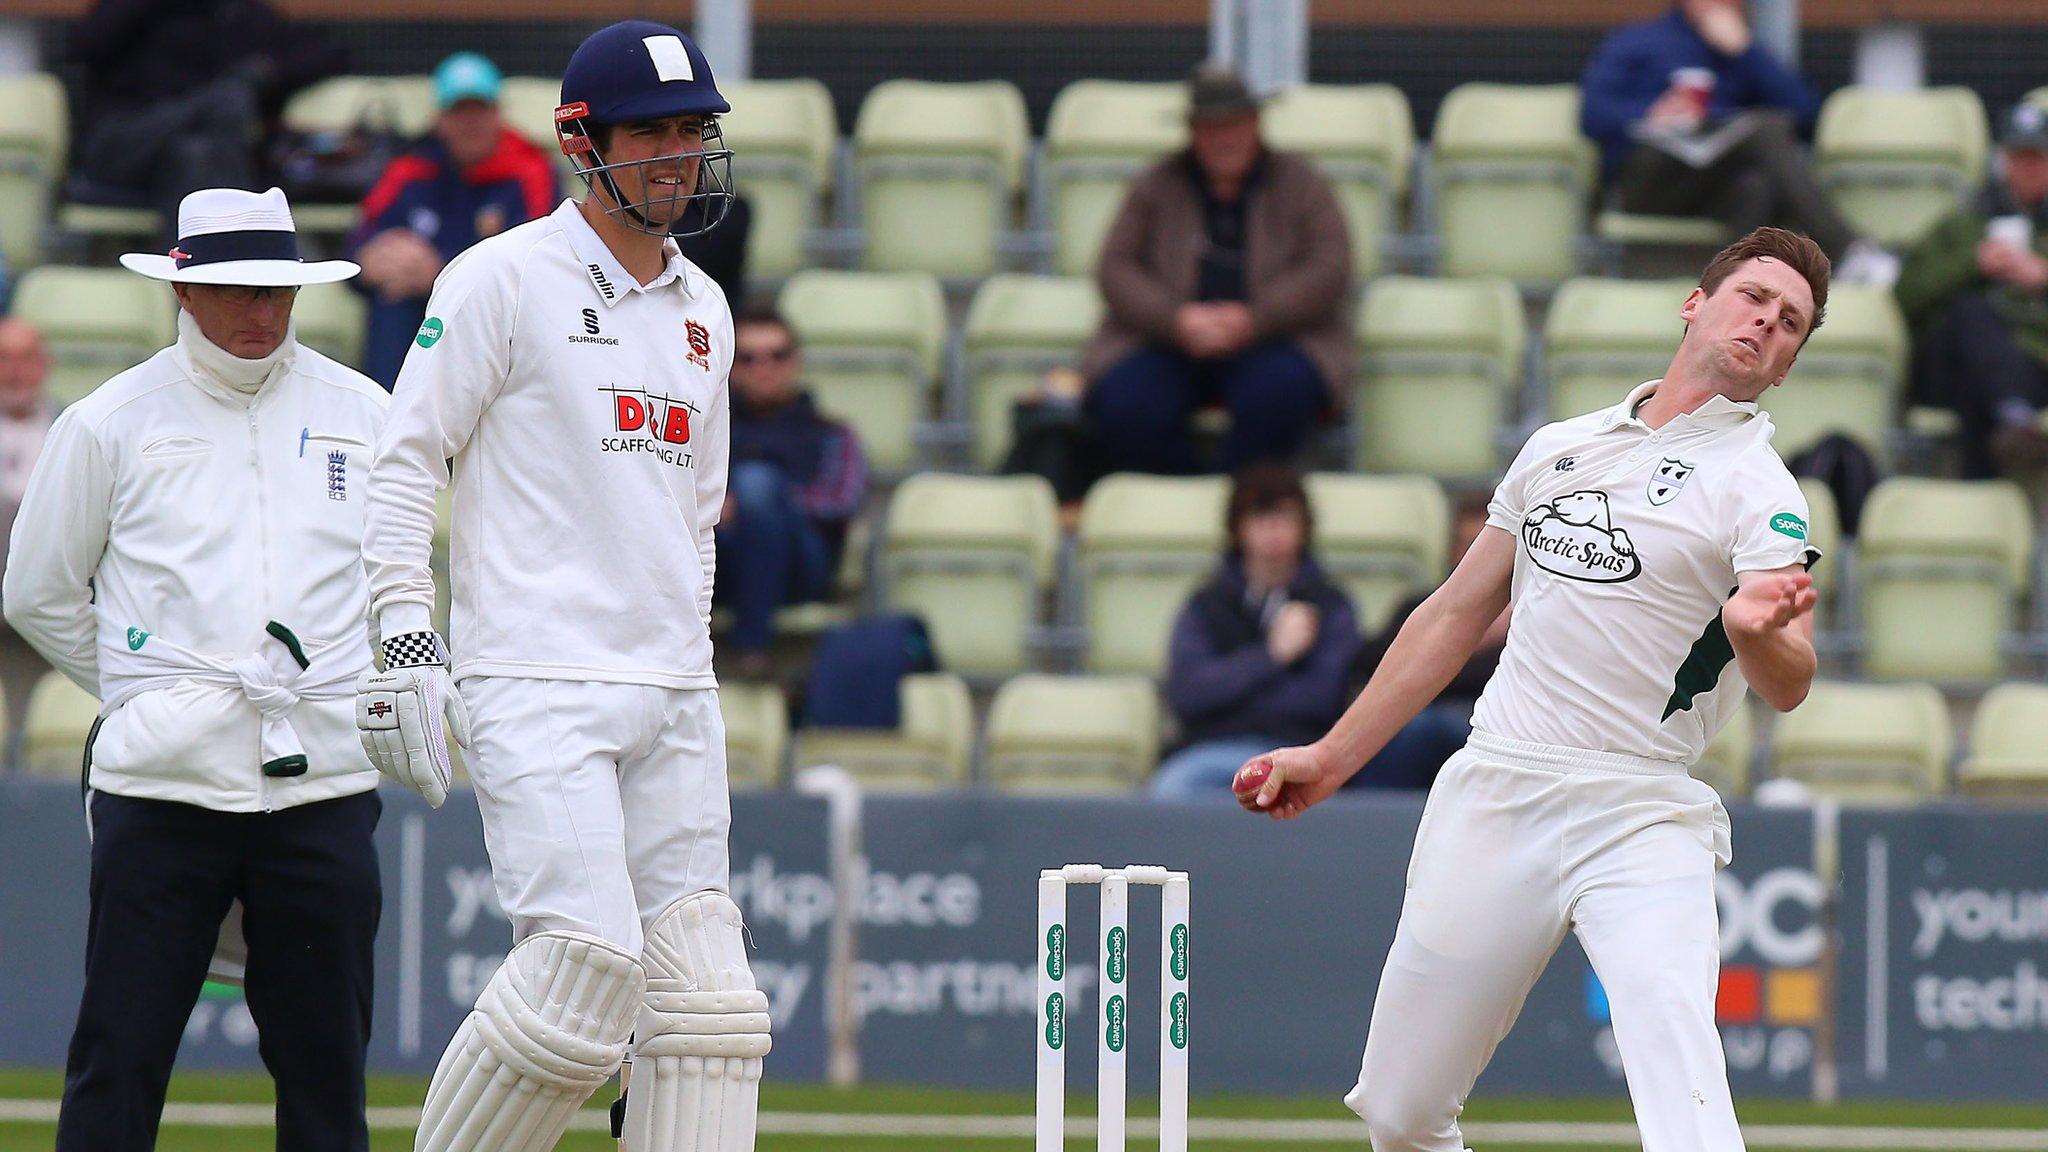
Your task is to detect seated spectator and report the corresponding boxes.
[1151,465,1360,798]
[1897,103,2048,480]
[0,318,55,769]
[1081,64,1351,476]
[1346,495,1509,790]
[1580,0,1897,285]
[348,52,557,388]
[66,0,344,235]
[674,191,753,314]
[716,310,869,680]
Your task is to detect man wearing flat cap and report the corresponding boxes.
[4,186,388,1151]
[1081,63,1352,475]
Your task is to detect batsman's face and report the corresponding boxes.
[1679,255,1813,400]
[602,114,706,227]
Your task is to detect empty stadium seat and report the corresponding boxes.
[777,270,947,471]
[1768,680,1951,802]
[854,79,1029,278]
[985,674,1160,792]
[291,281,367,370]
[791,672,974,789]
[1955,683,2048,800]
[721,78,839,280]
[498,76,579,188]
[1304,473,1450,633]
[1353,276,1523,476]
[1855,479,2033,682]
[1077,474,1228,675]
[1814,86,1989,248]
[1760,284,1907,460]
[1430,83,1596,285]
[1542,278,1691,420]
[881,473,1059,676]
[11,266,178,406]
[22,672,97,781]
[1042,81,1188,276]
[1262,84,1414,278]
[284,75,439,139]
[0,72,67,272]
[720,680,790,789]
[962,274,1103,468]
[1695,698,1754,800]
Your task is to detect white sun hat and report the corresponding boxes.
[119,186,360,286]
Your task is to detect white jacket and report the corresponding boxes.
[2,332,388,812]
[364,200,731,690]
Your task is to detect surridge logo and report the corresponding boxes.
[1522,490,1643,583]
[569,306,620,346]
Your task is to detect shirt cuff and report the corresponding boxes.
[377,601,436,640]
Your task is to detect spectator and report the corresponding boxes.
[673,191,753,314]
[1346,495,1510,790]
[1152,464,1361,798]
[1580,0,1897,285]
[1896,103,2048,480]
[1081,64,1351,475]
[716,310,868,680]
[66,0,345,235]
[0,318,54,769]
[347,52,557,388]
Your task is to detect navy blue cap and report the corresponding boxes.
[559,21,729,125]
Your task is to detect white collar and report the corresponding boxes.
[554,199,698,307]
[175,311,297,403]
[1598,379,1759,434]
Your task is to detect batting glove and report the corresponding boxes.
[355,631,470,809]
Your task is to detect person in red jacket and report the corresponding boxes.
[347,53,559,388]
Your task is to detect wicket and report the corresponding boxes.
[1036,863,1190,1152]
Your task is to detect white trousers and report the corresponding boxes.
[458,677,732,957]
[1347,731,1742,1152]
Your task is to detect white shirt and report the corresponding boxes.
[364,200,732,689]
[2,336,387,812]
[1472,380,1820,765]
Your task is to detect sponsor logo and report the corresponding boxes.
[1770,512,1808,540]
[1169,991,1189,1050]
[1105,926,1127,985]
[685,319,713,370]
[1521,490,1642,583]
[1044,992,1064,1050]
[415,317,444,348]
[1103,993,1126,1053]
[582,308,601,335]
[326,449,348,501]
[126,627,149,651]
[587,263,616,301]
[367,700,393,720]
[1045,924,1064,981]
[1170,923,1189,980]
[1555,456,1577,472]
[1648,457,1696,506]
[602,384,698,469]
[568,307,620,345]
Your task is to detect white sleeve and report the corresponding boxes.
[694,352,730,627]
[363,248,517,639]
[1727,455,1821,575]
[2,409,112,694]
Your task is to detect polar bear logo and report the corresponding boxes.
[1551,491,1611,530]
[1521,489,1643,582]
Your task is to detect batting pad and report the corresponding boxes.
[620,892,773,1152]
[416,931,645,1152]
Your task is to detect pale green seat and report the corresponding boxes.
[1542,278,1692,420]
[1760,284,1907,460]
[1304,473,1450,634]
[962,274,1103,468]
[1077,474,1229,675]
[985,674,1160,793]
[1769,680,1951,802]
[1696,698,1754,800]
[1353,276,1523,477]
[777,270,946,471]
[722,78,838,280]
[881,473,1059,676]
[1855,479,2032,683]
[1594,211,1729,248]
[11,266,178,407]
[499,75,578,185]
[1263,83,1414,278]
[1042,81,1188,276]
[792,673,975,790]
[23,672,98,781]
[719,681,789,790]
[1956,683,2048,800]
[1431,83,1595,285]
[854,80,1029,278]
[292,281,367,370]
[1815,86,1989,248]
[56,201,160,242]
[285,74,438,138]
[1797,477,1842,628]
[0,72,67,271]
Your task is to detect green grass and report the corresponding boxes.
[4,1068,2047,1151]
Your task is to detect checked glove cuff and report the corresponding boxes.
[381,630,449,671]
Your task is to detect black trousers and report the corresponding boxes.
[56,789,382,1152]
[1616,110,1857,257]
[1912,290,2048,478]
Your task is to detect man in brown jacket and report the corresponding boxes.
[1081,64,1352,475]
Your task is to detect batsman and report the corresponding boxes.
[356,21,768,1152]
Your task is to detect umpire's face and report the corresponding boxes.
[174,284,299,360]
[1677,256,1813,400]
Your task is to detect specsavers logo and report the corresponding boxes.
[601,384,698,469]
[1521,490,1642,583]
[415,317,444,348]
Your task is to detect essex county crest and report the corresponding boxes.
[1647,457,1695,506]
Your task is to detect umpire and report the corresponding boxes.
[3,187,388,1152]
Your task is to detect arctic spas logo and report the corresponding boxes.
[601,384,698,469]
[1521,490,1642,583]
